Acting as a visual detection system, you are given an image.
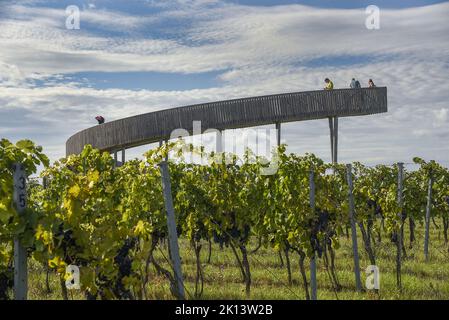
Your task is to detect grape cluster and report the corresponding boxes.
[0,268,13,300]
[113,238,137,300]
[54,223,87,266]
[212,212,250,249]
[85,238,137,300]
[310,210,332,257]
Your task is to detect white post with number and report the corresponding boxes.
[13,163,28,300]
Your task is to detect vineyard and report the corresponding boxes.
[1,138,449,300]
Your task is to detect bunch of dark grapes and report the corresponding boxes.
[86,238,137,300]
[367,199,383,218]
[54,223,87,266]
[113,238,137,300]
[212,212,250,248]
[0,267,13,300]
[213,231,229,249]
[309,210,331,257]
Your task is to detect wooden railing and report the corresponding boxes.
[66,87,387,155]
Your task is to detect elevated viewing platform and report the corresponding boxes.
[66,87,387,156]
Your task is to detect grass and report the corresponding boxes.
[25,223,449,300]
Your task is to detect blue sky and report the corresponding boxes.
[1,0,448,166]
[31,70,225,91]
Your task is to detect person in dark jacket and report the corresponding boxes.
[95,116,105,124]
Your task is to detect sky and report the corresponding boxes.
[1,0,449,168]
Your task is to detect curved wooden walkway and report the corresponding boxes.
[66,87,387,156]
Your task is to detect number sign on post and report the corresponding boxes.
[13,163,28,300]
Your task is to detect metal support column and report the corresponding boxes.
[276,122,281,146]
[113,150,118,167]
[216,130,223,153]
[334,117,339,163]
[328,118,334,162]
[328,117,339,163]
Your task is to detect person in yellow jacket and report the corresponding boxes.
[324,78,334,90]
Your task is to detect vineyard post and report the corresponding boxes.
[13,163,28,300]
[396,162,404,290]
[309,169,317,300]
[424,172,433,261]
[159,161,186,299]
[346,164,362,292]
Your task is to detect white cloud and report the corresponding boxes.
[433,108,448,127]
[0,62,26,87]
[1,2,448,77]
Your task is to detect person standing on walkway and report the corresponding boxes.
[368,79,376,87]
[324,78,334,90]
[350,78,356,88]
[350,78,361,88]
[95,115,105,124]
